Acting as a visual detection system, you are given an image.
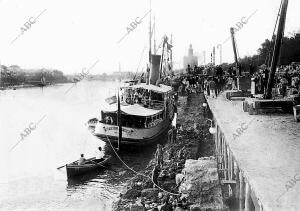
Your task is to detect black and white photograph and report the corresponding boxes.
[0,0,300,210]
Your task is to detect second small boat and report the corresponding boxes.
[66,156,111,178]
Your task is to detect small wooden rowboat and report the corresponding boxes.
[66,156,111,178]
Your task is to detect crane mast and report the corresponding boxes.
[265,0,289,99]
[230,27,240,77]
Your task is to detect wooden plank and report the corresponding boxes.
[218,168,228,171]
[215,125,218,151]
[226,90,252,100]
[225,144,228,180]
[230,97,246,101]
[253,99,294,113]
[220,135,224,170]
[245,183,251,211]
[239,171,245,210]
[235,168,240,200]
[221,180,237,184]
[228,149,232,180]
[230,151,234,180]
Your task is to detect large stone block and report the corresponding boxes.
[179,158,226,209]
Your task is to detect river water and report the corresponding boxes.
[0,81,157,210]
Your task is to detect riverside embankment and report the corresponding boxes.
[113,93,228,210]
[206,91,300,211]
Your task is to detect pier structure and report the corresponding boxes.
[205,91,300,211]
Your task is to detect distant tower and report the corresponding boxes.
[217,44,222,64]
[213,46,216,65]
[188,44,193,57]
[183,44,198,70]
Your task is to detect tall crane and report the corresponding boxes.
[265,0,289,99]
[230,27,243,91]
[243,0,298,114]
[230,27,240,77]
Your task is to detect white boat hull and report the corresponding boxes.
[94,119,171,145]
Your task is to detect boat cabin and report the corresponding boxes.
[100,104,164,129]
[100,83,174,129]
[120,83,172,109]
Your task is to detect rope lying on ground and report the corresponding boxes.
[105,135,180,196]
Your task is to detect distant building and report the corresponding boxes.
[183,44,198,72]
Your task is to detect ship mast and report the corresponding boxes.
[149,0,152,65]
[265,0,289,99]
[0,60,2,88]
[154,16,157,54]
[148,0,152,85]
[117,89,122,151]
[170,34,173,70]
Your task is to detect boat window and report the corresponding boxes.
[102,112,117,125]
[118,115,148,129]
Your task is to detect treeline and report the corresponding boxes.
[226,33,300,73]
[85,72,135,81]
[0,65,68,87]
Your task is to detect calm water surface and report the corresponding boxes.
[0,81,157,210]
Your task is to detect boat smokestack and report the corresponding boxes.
[150,55,161,85]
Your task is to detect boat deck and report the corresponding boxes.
[206,91,300,210]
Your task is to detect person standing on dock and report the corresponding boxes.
[209,77,216,98]
[155,144,164,168]
[152,164,160,188]
[78,154,86,165]
[168,125,177,144]
[186,65,192,74]
[262,67,269,93]
[173,124,178,143]
[214,77,219,96]
[96,147,104,160]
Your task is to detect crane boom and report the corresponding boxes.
[265,0,289,99]
[230,27,240,77]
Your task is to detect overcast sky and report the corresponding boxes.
[0,0,299,74]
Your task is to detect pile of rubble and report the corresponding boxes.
[114,94,226,211]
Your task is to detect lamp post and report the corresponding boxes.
[207,119,216,134]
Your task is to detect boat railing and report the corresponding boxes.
[141,99,164,109]
[121,96,164,109]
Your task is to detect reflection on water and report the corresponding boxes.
[67,170,106,188]
[0,81,159,210]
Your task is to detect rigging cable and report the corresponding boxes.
[104,134,181,196]
[133,45,147,80]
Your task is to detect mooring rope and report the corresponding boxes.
[104,134,181,196]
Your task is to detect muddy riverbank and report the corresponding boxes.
[113,93,227,210]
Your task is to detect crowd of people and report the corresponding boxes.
[252,63,300,96]
[175,62,300,98]
[176,64,227,98]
